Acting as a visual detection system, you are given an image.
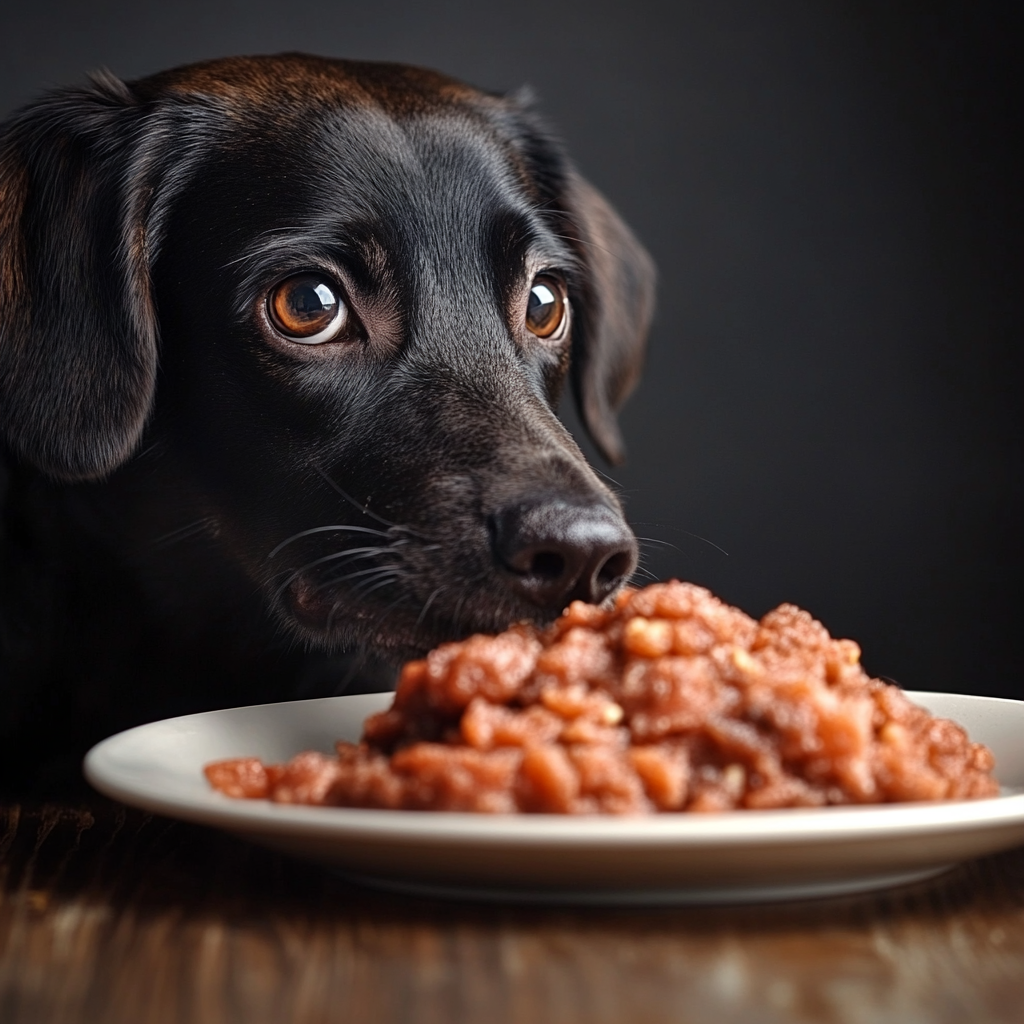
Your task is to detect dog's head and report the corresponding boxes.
[0,55,655,661]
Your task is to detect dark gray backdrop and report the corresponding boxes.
[2,1,1020,698]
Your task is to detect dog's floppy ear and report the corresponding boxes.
[0,73,157,481]
[563,168,655,466]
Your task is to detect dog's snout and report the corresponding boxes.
[491,501,638,613]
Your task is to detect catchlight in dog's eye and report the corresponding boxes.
[268,274,347,344]
[526,276,566,339]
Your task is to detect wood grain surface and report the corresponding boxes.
[1,799,1022,1024]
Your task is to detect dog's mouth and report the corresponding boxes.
[283,571,521,655]
[274,496,639,659]
[282,559,637,662]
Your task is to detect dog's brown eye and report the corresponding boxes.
[268,274,347,344]
[526,276,566,339]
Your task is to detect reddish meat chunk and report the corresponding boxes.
[207,582,999,813]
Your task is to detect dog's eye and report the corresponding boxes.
[525,276,566,339]
[268,274,348,344]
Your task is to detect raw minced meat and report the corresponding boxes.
[205,582,999,814]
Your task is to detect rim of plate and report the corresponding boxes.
[83,690,1024,847]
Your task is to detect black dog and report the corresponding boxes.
[0,55,654,784]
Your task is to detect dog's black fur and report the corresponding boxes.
[0,55,654,787]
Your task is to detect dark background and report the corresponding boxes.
[1,1,1020,698]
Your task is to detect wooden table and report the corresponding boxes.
[1,798,1022,1023]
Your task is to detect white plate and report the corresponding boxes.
[84,691,1024,905]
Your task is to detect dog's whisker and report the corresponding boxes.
[366,593,414,644]
[628,523,730,558]
[221,226,307,268]
[311,564,404,596]
[674,531,729,557]
[349,574,406,605]
[635,536,681,551]
[299,544,393,577]
[271,547,390,602]
[629,566,659,583]
[587,465,625,490]
[268,524,391,559]
[275,546,390,579]
[151,517,217,548]
[320,567,408,635]
[134,441,165,461]
[451,592,469,635]
[311,463,433,540]
[325,597,344,637]
[415,586,446,630]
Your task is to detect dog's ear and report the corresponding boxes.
[563,168,655,466]
[0,73,158,481]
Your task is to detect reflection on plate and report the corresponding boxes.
[84,691,1024,905]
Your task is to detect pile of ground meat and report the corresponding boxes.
[205,582,999,813]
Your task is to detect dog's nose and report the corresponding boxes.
[490,501,638,613]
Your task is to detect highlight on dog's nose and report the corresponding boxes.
[490,501,639,612]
